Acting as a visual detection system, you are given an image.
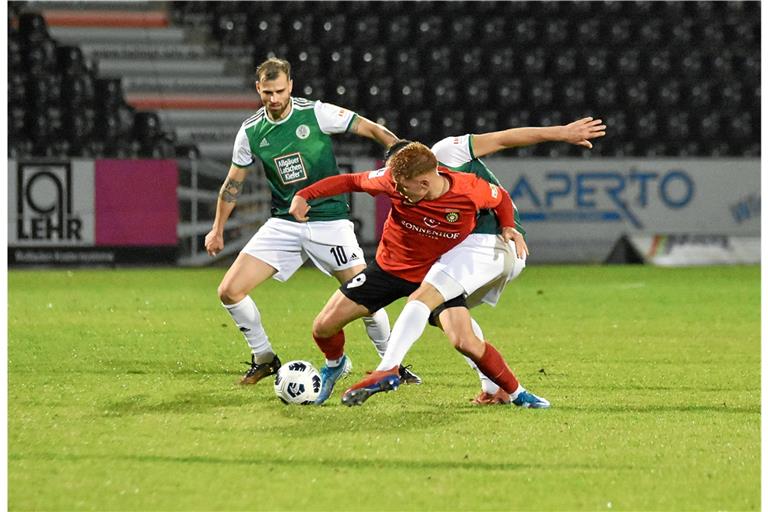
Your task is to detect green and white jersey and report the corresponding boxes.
[232,97,357,221]
[431,135,525,237]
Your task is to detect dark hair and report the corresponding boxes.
[255,57,291,82]
[385,139,413,161]
[388,142,437,181]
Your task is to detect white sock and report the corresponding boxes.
[325,356,344,368]
[222,296,273,361]
[362,309,390,357]
[464,318,499,394]
[376,300,431,371]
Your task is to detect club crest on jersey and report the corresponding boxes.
[295,124,310,139]
[445,211,460,223]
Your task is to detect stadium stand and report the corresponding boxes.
[8,0,761,160]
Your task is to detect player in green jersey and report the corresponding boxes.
[204,58,421,387]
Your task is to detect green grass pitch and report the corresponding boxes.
[8,264,760,511]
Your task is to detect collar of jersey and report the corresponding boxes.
[264,98,297,126]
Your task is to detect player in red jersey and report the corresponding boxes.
[289,142,529,404]
[342,118,605,408]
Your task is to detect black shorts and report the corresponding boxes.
[339,259,420,313]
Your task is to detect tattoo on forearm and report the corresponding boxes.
[221,178,244,202]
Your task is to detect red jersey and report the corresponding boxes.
[297,167,516,282]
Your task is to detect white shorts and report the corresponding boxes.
[241,218,366,282]
[423,233,526,308]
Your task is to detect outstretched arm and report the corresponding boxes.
[471,117,607,158]
[290,173,371,222]
[349,115,399,148]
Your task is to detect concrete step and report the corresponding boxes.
[49,26,186,44]
[123,75,247,94]
[96,57,229,77]
[79,42,210,60]
[125,92,261,110]
[156,109,255,127]
[174,126,238,143]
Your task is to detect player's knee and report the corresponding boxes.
[312,313,336,339]
[217,281,245,305]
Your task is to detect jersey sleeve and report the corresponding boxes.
[314,100,357,134]
[231,124,254,167]
[431,135,475,167]
[297,168,391,200]
[469,176,516,228]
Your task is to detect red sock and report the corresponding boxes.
[313,330,345,361]
[474,342,520,394]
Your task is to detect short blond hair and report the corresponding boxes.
[255,57,291,82]
[388,142,437,181]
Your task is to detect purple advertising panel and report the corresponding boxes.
[94,159,178,246]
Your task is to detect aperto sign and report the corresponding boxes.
[510,169,695,229]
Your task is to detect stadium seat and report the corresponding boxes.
[285,14,315,46]
[480,18,507,47]
[656,80,682,108]
[543,19,569,47]
[521,47,547,76]
[647,49,672,77]
[634,111,658,141]
[356,46,388,80]
[414,15,443,47]
[496,77,525,109]
[352,15,381,43]
[328,47,354,77]
[471,110,499,134]
[433,78,458,110]
[687,82,713,109]
[458,48,484,77]
[248,13,283,48]
[576,18,602,46]
[437,110,466,135]
[560,79,586,109]
[553,48,578,77]
[361,76,393,112]
[374,110,400,138]
[697,112,722,140]
[299,77,326,101]
[529,78,555,109]
[512,17,539,47]
[327,79,359,109]
[397,78,426,110]
[465,79,490,109]
[488,47,516,76]
[17,12,49,42]
[61,73,95,108]
[425,46,452,78]
[615,49,641,76]
[387,15,412,46]
[404,110,433,141]
[316,13,346,47]
[625,79,650,108]
[447,17,476,45]
[608,18,632,47]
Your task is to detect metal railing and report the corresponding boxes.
[176,156,271,266]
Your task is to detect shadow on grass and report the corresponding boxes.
[9,451,639,473]
[551,404,759,414]
[100,389,460,434]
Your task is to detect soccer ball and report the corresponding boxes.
[274,360,322,405]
